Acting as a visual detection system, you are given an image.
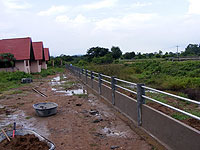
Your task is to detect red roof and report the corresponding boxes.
[44,48,50,61]
[0,37,32,60]
[32,42,44,60]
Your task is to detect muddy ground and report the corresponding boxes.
[0,70,166,150]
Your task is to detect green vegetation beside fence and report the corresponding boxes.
[84,60,200,101]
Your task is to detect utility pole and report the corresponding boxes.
[176,45,179,61]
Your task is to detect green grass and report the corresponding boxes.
[62,81,76,89]
[171,109,200,120]
[0,67,65,93]
[33,67,65,78]
[7,90,23,95]
[172,113,190,120]
[146,93,168,104]
[25,116,32,119]
[75,93,88,98]
[0,71,32,92]
[188,110,200,117]
[85,60,200,101]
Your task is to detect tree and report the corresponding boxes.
[87,47,109,59]
[111,46,122,59]
[59,54,73,62]
[0,53,16,68]
[92,53,113,64]
[123,51,135,59]
[158,50,163,55]
[181,44,200,56]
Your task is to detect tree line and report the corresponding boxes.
[49,43,200,66]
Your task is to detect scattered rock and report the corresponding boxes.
[94,133,105,138]
[89,109,99,115]
[110,145,120,149]
[93,118,103,123]
[76,103,82,106]
[0,105,5,109]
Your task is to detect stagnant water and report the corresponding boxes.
[50,75,87,96]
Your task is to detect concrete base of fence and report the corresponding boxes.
[142,104,200,150]
[72,70,200,150]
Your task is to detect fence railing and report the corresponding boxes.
[66,64,200,124]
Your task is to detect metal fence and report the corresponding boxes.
[67,64,200,124]
[66,64,200,150]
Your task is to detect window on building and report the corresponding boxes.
[26,60,29,66]
[39,60,42,65]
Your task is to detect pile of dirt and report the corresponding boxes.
[0,134,49,150]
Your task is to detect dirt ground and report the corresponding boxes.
[0,70,166,150]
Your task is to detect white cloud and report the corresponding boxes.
[38,5,69,16]
[74,14,89,24]
[131,2,152,7]
[56,14,90,25]
[2,0,31,10]
[55,15,70,23]
[82,0,118,10]
[188,0,200,15]
[95,13,157,31]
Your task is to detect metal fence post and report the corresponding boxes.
[78,68,81,78]
[81,69,84,74]
[81,69,84,80]
[111,76,116,105]
[85,69,88,84]
[91,71,94,88]
[98,73,102,95]
[137,83,145,126]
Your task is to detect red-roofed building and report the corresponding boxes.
[42,48,50,69]
[0,37,34,73]
[31,42,44,73]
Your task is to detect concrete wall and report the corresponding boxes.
[0,60,30,73]
[115,91,138,122]
[15,60,30,74]
[76,71,200,150]
[30,60,41,73]
[142,105,200,150]
[41,61,47,69]
[101,84,112,103]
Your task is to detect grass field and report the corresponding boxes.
[0,67,65,93]
[85,60,200,101]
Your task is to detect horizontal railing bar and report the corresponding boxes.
[116,78,137,86]
[142,95,200,121]
[101,74,111,79]
[142,86,200,105]
[101,79,111,84]
[93,71,99,75]
[116,84,137,95]
[93,76,98,80]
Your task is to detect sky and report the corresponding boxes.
[0,0,200,56]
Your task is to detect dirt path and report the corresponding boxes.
[0,70,165,150]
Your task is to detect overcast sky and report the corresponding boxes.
[0,0,200,56]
